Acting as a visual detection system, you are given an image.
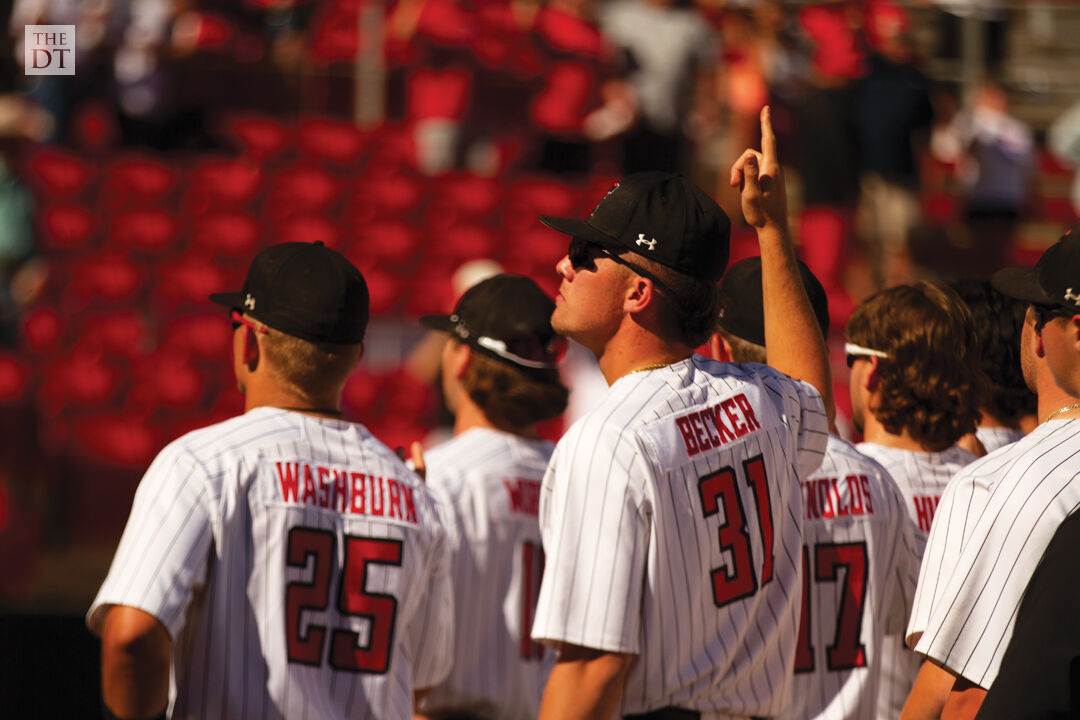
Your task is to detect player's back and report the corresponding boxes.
[777,436,918,720]
[420,428,554,720]
[533,355,828,717]
[854,442,975,720]
[89,407,453,720]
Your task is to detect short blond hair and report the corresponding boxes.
[260,328,362,399]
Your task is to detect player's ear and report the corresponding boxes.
[447,341,471,380]
[623,276,656,314]
[863,356,881,391]
[243,327,260,371]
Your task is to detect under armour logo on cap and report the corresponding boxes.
[636,234,657,251]
[1066,288,1080,306]
[243,293,256,310]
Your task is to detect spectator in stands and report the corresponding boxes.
[940,80,1034,278]
[598,0,717,174]
[854,2,934,289]
[1047,98,1080,222]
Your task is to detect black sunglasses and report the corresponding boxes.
[567,237,671,294]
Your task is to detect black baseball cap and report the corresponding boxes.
[210,241,370,344]
[420,274,566,370]
[539,172,731,281]
[717,256,830,345]
[992,226,1080,314]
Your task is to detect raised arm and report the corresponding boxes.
[730,106,835,425]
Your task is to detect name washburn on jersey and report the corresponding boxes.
[87,409,454,720]
[532,358,827,718]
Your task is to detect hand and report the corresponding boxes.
[397,441,427,481]
[729,106,788,232]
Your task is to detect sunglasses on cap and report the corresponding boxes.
[231,310,268,334]
[844,342,889,368]
[567,237,671,294]
[1032,303,1076,332]
[449,315,567,369]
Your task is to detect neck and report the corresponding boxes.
[860,412,937,452]
[1036,364,1080,423]
[244,381,342,418]
[453,395,541,439]
[593,322,693,385]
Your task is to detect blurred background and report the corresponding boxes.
[1,0,1079,714]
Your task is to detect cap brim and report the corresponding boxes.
[991,267,1055,305]
[420,314,454,333]
[209,291,243,309]
[538,215,621,249]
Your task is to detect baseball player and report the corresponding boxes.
[87,242,454,720]
[844,281,986,720]
[949,279,1036,453]
[714,257,921,720]
[414,274,568,720]
[532,107,832,720]
[900,229,1080,720]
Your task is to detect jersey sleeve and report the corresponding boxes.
[763,371,828,479]
[86,444,216,641]
[531,421,650,655]
[905,469,993,647]
[886,482,921,636]
[408,493,456,690]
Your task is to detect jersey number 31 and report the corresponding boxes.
[698,455,774,607]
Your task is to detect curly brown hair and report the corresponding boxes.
[460,348,569,432]
[846,282,989,451]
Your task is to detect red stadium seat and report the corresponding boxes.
[424,223,502,266]
[220,113,291,163]
[297,116,368,166]
[36,349,125,416]
[346,172,428,225]
[129,350,209,411]
[184,156,263,213]
[362,266,404,315]
[402,268,455,317]
[0,353,29,405]
[503,177,583,234]
[161,313,233,361]
[108,207,180,254]
[425,172,503,231]
[66,252,144,309]
[501,226,568,278]
[25,149,93,198]
[154,252,239,311]
[308,3,362,64]
[262,164,341,222]
[349,220,423,269]
[20,306,66,356]
[341,368,381,416]
[189,210,262,259]
[38,204,96,252]
[69,409,161,468]
[101,155,177,208]
[273,215,344,250]
[76,310,150,360]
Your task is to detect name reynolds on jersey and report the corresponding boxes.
[275,462,418,524]
[675,392,762,456]
[504,478,541,516]
[802,475,875,520]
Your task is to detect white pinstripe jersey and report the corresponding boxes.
[777,436,919,720]
[914,419,1080,688]
[532,356,829,717]
[854,443,975,720]
[419,428,555,720]
[974,426,1025,455]
[87,407,455,720]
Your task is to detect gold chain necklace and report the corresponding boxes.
[629,361,675,375]
[1044,402,1080,423]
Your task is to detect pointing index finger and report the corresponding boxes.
[760,105,777,166]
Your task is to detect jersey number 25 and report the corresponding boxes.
[285,527,402,674]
